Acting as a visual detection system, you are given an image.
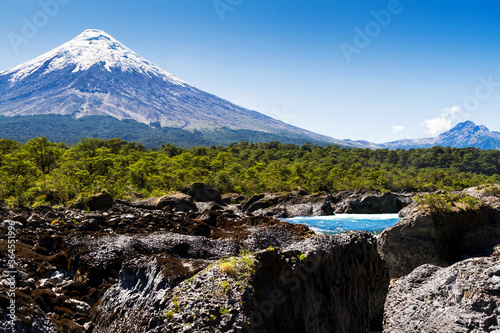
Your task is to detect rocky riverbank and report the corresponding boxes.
[0,184,499,332]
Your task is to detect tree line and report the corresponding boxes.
[1,137,499,207]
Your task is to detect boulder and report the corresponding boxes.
[280,192,334,217]
[242,192,334,218]
[221,193,248,205]
[134,193,197,212]
[78,192,114,211]
[383,257,500,332]
[77,219,102,231]
[181,183,224,204]
[335,192,411,214]
[378,198,500,278]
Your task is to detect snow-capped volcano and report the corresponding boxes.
[3,29,185,85]
[0,29,349,145]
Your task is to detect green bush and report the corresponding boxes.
[415,192,481,213]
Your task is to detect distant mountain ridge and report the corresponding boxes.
[0,29,357,147]
[377,121,500,150]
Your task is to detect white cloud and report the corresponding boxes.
[422,105,460,136]
[392,125,404,134]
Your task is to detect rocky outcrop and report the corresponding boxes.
[11,186,500,332]
[239,190,412,218]
[242,192,334,218]
[0,290,60,333]
[378,194,500,278]
[91,231,389,333]
[0,192,392,333]
[90,254,210,332]
[383,257,500,332]
[334,192,411,214]
[64,232,240,287]
[221,193,248,205]
[73,192,114,211]
[181,183,224,204]
[130,193,198,212]
[251,232,389,333]
[0,198,314,332]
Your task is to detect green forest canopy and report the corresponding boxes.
[1,137,499,207]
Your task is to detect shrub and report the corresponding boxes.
[219,262,237,277]
[415,192,481,213]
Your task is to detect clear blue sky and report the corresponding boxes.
[1,0,499,143]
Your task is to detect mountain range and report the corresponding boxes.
[0,29,499,150]
[379,121,500,150]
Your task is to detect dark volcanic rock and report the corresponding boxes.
[64,232,239,286]
[242,192,334,218]
[133,193,197,212]
[378,196,500,278]
[76,219,101,231]
[221,193,248,205]
[335,192,411,214]
[383,257,500,332]
[181,183,224,204]
[252,232,389,333]
[90,254,209,332]
[0,289,59,333]
[90,231,388,333]
[83,192,114,211]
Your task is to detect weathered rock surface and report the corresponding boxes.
[252,232,389,333]
[91,231,388,333]
[90,254,210,332]
[378,196,500,278]
[383,257,500,332]
[0,195,315,332]
[5,186,498,332]
[334,192,411,214]
[239,190,412,218]
[75,192,114,211]
[65,232,240,287]
[131,192,198,212]
[242,192,334,218]
[0,290,59,333]
[181,182,224,204]
[221,193,248,205]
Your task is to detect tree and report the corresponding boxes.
[24,137,60,174]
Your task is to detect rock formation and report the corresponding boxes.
[383,257,500,332]
[0,187,389,332]
[378,192,500,278]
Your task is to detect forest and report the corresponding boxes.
[1,137,499,207]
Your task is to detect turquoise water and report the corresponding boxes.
[281,214,401,235]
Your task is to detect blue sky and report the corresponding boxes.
[1,0,499,143]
